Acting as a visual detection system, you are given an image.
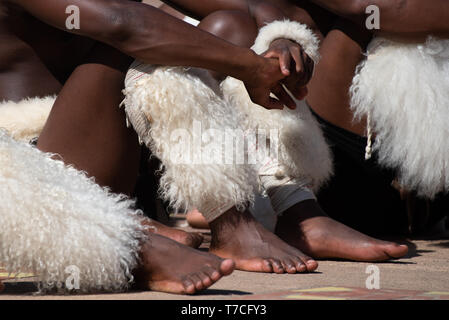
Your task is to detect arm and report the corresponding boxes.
[310,0,449,37]
[162,0,320,84]
[8,0,294,109]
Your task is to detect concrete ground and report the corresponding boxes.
[1,216,449,300]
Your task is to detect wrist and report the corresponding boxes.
[225,47,263,83]
[252,20,321,63]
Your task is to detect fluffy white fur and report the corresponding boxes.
[122,21,329,220]
[221,78,333,192]
[0,130,146,292]
[123,62,257,222]
[350,36,449,198]
[252,20,321,63]
[0,96,55,142]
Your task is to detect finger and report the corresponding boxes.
[289,46,303,73]
[267,97,285,110]
[279,51,291,76]
[297,86,308,100]
[272,84,296,109]
[307,56,315,79]
[286,83,306,100]
[263,50,278,58]
[294,47,306,75]
[252,93,284,110]
[303,51,314,83]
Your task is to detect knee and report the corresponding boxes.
[198,10,258,48]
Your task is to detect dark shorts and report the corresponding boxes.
[312,110,448,236]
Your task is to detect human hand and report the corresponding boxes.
[242,53,297,110]
[263,38,315,100]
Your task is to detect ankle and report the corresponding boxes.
[209,207,254,248]
[280,200,326,223]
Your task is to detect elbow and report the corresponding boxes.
[97,1,136,50]
[345,0,373,18]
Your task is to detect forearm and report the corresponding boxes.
[10,0,262,81]
[109,3,261,80]
[310,0,449,37]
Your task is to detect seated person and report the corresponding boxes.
[121,0,409,266]
[0,0,299,294]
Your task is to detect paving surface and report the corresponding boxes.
[1,215,449,300]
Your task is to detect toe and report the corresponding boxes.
[291,256,307,272]
[304,258,318,272]
[190,274,205,291]
[203,265,221,282]
[269,259,285,274]
[389,244,409,258]
[262,259,274,273]
[198,272,213,287]
[380,243,409,259]
[281,258,297,274]
[219,258,235,276]
[182,278,196,294]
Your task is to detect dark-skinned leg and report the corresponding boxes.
[185,9,257,230]
[36,43,234,293]
[209,208,318,273]
[277,29,407,260]
[199,11,408,262]
[276,200,408,261]
[197,11,317,273]
[37,43,140,195]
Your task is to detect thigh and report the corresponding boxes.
[306,29,367,136]
[37,43,141,195]
[0,33,63,101]
[198,10,258,48]
[197,10,258,81]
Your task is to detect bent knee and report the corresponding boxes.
[199,10,258,48]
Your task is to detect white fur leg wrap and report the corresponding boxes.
[0,130,145,292]
[123,62,257,222]
[350,36,449,198]
[222,78,333,193]
[0,96,55,142]
[252,20,320,63]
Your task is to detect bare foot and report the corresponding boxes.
[134,232,235,294]
[143,219,204,248]
[275,200,409,262]
[209,208,318,274]
[186,209,210,229]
